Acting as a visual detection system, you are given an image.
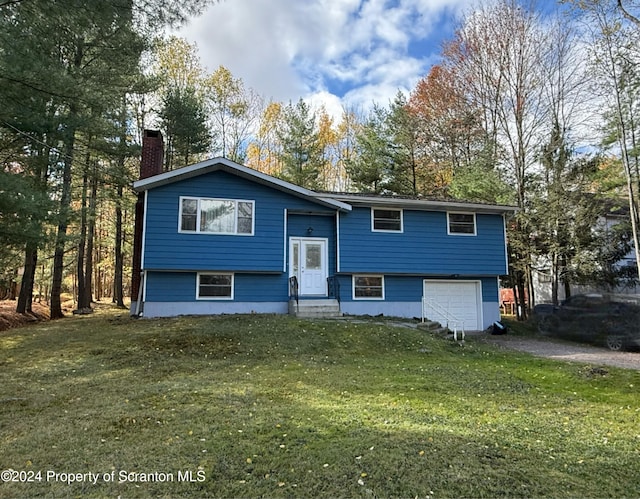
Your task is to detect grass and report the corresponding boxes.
[1,309,639,498]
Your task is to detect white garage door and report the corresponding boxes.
[423,280,481,331]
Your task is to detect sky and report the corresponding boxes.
[176,0,482,119]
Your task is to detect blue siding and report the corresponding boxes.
[145,271,289,302]
[338,207,507,275]
[143,170,335,271]
[336,275,498,304]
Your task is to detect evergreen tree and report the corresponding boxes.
[277,99,323,189]
[345,105,392,193]
[160,86,211,170]
[385,91,422,195]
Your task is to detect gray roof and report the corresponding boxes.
[133,157,516,215]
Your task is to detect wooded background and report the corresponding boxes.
[1,0,639,320]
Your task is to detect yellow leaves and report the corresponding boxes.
[154,36,204,92]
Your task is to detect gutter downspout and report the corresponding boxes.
[134,270,145,317]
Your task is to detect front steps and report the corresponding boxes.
[289,299,342,318]
[417,319,450,335]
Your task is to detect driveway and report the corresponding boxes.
[474,333,640,371]
[342,318,640,371]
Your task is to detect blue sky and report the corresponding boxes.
[176,0,557,118]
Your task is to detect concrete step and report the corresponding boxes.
[417,320,443,330]
[289,299,342,318]
[417,320,449,335]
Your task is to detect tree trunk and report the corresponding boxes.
[16,244,37,314]
[114,183,125,307]
[551,251,559,306]
[76,165,89,310]
[50,125,76,319]
[83,166,98,306]
[517,279,528,321]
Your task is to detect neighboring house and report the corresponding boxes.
[131,131,515,331]
[531,203,639,305]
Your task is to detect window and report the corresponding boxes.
[197,273,233,299]
[372,208,402,232]
[180,197,254,235]
[448,212,476,235]
[353,275,384,300]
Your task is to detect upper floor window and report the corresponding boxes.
[372,208,403,232]
[448,212,476,235]
[180,197,254,235]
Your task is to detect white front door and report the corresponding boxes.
[290,238,328,296]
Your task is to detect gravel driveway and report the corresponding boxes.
[475,333,640,371]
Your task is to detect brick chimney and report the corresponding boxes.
[140,129,164,178]
[131,130,164,310]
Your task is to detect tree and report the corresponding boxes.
[333,107,361,192]
[246,101,284,175]
[577,0,640,284]
[408,65,511,202]
[160,86,211,169]
[154,36,205,93]
[153,36,210,170]
[0,0,145,317]
[1,0,219,317]
[441,0,587,317]
[345,105,392,193]
[529,123,601,304]
[277,99,323,189]
[205,65,261,162]
[384,91,423,196]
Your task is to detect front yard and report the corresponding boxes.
[1,310,639,498]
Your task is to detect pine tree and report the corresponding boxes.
[277,99,323,189]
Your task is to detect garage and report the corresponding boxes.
[423,280,482,331]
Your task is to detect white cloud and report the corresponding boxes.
[176,0,475,114]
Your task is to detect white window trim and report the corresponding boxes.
[371,207,403,233]
[196,272,234,300]
[179,196,255,236]
[352,274,385,300]
[447,212,476,236]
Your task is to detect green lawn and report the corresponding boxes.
[1,310,639,498]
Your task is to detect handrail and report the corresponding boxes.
[289,276,299,312]
[327,275,340,304]
[421,297,465,341]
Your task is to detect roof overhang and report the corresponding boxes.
[132,157,352,212]
[316,193,517,215]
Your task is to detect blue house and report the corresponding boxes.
[131,131,514,331]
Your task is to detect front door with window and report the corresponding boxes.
[289,238,328,296]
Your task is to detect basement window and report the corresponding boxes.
[197,273,234,300]
[353,275,385,300]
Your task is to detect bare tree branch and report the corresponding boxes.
[617,0,640,27]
